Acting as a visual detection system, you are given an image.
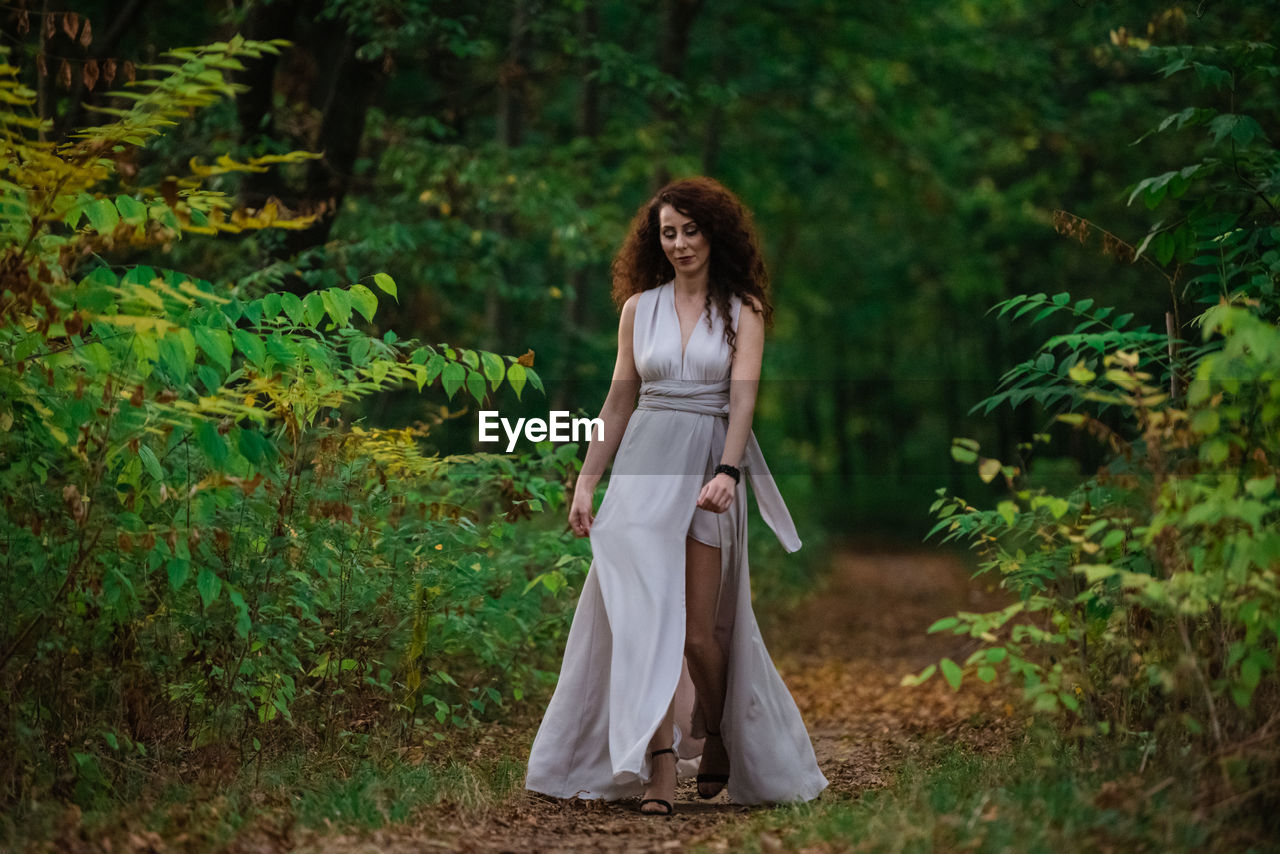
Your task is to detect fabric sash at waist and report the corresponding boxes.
[635,380,802,553]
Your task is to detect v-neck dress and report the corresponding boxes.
[523,281,828,805]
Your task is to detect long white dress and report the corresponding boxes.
[523,282,828,805]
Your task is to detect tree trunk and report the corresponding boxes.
[235,0,302,211]
[488,0,533,349]
[282,19,387,258]
[554,2,603,413]
[651,0,703,189]
[229,1,386,290]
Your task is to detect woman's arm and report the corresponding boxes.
[569,293,642,536]
[697,297,763,513]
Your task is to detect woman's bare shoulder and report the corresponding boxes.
[619,291,642,325]
[738,293,764,315]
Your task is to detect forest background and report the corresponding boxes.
[1,0,1278,849]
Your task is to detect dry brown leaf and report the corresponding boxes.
[61,11,79,41]
[82,59,99,91]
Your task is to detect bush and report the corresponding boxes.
[911,34,1280,818]
[0,38,588,807]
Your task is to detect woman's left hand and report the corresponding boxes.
[696,472,737,514]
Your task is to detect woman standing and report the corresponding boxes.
[524,177,827,815]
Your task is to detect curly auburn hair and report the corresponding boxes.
[610,176,773,355]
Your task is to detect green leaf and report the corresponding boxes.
[465,369,486,402]
[927,616,959,633]
[281,292,305,325]
[1241,657,1261,691]
[1032,692,1059,712]
[229,589,250,638]
[507,363,527,399]
[348,284,378,322]
[167,557,191,591]
[425,352,445,385]
[232,329,266,367]
[196,567,222,608]
[192,326,233,372]
[1245,476,1275,499]
[481,351,505,389]
[349,336,372,367]
[240,298,263,327]
[1191,409,1219,435]
[939,657,963,691]
[1200,438,1229,465]
[900,663,936,687]
[1208,114,1264,147]
[321,288,352,327]
[115,194,148,224]
[441,362,465,399]
[950,437,979,464]
[302,291,326,327]
[195,419,229,468]
[265,334,296,367]
[373,272,398,300]
[85,198,120,233]
[139,445,164,482]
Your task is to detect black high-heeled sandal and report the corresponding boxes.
[639,747,676,816]
[697,728,729,799]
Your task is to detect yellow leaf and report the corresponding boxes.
[1068,362,1095,383]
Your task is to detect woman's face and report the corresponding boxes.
[658,204,710,280]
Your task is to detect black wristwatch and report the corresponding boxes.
[714,464,741,483]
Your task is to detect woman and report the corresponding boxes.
[524,177,827,815]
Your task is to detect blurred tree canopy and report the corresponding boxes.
[6,0,1275,533]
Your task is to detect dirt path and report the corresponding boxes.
[283,546,1017,853]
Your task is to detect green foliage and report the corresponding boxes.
[915,34,1280,811]
[716,730,1216,854]
[0,39,582,808]
[976,291,1176,416]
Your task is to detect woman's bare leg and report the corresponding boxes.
[685,536,730,796]
[640,696,676,813]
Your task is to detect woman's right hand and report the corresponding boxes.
[568,488,595,538]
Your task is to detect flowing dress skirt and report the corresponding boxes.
[523,397,828,804]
